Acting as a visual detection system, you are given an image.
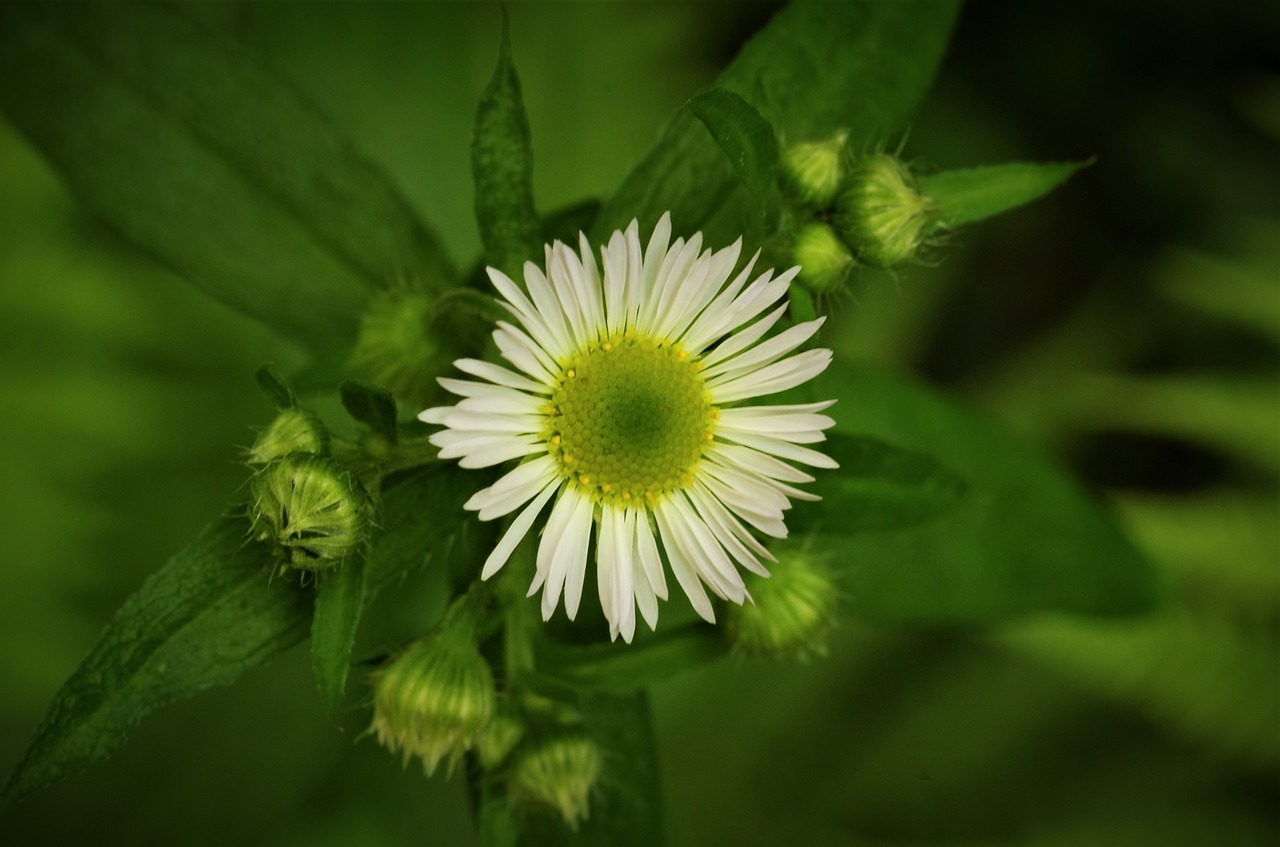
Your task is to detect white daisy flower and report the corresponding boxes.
[421,213,837,643]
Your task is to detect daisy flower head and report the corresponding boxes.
[421,213,837,643]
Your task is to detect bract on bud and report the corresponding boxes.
[371,628,496,776]
[249,455,368,570]
[780,131,848,209]
[835,152,935,269]
[792,222,855,294]
[475,708,525,770]
[511,733,604,830]
[246,407,328,465]
[726,543,838,658]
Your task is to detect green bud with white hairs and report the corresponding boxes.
[246,406,328,466]
[248,454,368,571]
[792,222,856,294]
[511,732,604,830]
[726,542,838,659]
[836,152,935,269]
[780,130,849,209]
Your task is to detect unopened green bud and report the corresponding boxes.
[350,292,443,408]
[246,407,328,465]
[475,709,525,770]
[249,455,368,570]
[511,734,604,829]
[727,544,837,658]
[792,222,855,294]
[371,627,496,776]
[835,153,935,269]
[780,130,848,209]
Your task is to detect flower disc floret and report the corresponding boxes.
[549,334,714,505]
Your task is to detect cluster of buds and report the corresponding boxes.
[779,132,937,294]
[245,405,368,572]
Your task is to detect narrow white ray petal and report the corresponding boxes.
[717,422,828,444]
[652,501,716,623]
[716,429,841,469]
[454,392,545,417]
[700,456,793,515]
[698,472,789,538]
[637,235,686,330]
[663,239,743,343]
[717,408,836,436]
[456,438,546,469]
[437,377,541,403]
[630,540,660,632]
[435,411,542,434]
[494,324,557,384]
[686,483,773,576]
[670,493,746,603]
[522,261,573,359]
[434,431,536,458]
[548,242,591,349]
[649,235,705,338]
[711,443,817,484]
[679,249,761,352]
[543,490,594,621]
[597,506,619,636]
[703,317,826,380]
[687,269,790,351]
[607,504,636,643]
[623,219,644,328]
[486,267,562,358]
[469,456,560,520]
[602,229,628,334]
[709,348,833,404]
[454,358,548,393]
[480,478,561,579]
[634,507,668,601]
[698,303,788,370]
[531,487,578,596]
[419,406,452,425]
[641,212,673,294]
[721,400,838,415]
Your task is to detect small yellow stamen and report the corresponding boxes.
[601,483,613,493]
[621,491,632,501]
[563,454,575,464]
[602,342,613,352]
[566,369,576,379]
[551,435,562,445]
[579,474,591,486]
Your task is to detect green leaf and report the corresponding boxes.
[339,379,399,444]
[791,432,967,533]
[919,160,1089,228]
[684,88,779,219]
[255,364,296,410]
[0,2,455,351]
[0,513,310,808]
[478,692,663,847]
[813,364,1158,625]
[593,0,962,241]
[311,554,368,718]
[473,9,542,282]
[1,463,477,806]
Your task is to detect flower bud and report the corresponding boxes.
[371,628,496,776]
[350,292,443,409]
[835,152,935,269]
[249,455,368,571]
[511,733,603,829]
[246,407,328,465]
[792,222,855,294]
[727,544,838,658]
[475,708,525,770]
[780,131,848,209]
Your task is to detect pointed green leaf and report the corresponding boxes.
[685,88,779,215]
[473,9,542,282]
[790,432,967,533]
[0,2,455,351]
[594,0,962,240]
[919,160,1089,228]
[1,463,477,806]
[813,365,1158,625]
[0,513,310,808]
[311,554,368,718]
[478,692,663,847]
[255,364,296,410]
[339,379,399,444]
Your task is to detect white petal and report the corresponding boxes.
[494,324,557,385]
[716,429,840,469]
[686,483,773,576]
[455,358,548,393]
[652,501,715,623]
[467,455,559,519]
[538,490,594,621]
[698,303,787,370]
[669,493,746,603]
[702,317,825,380]
[712,442,817,484]
[709,348,833,404]
[634,507,668,601]
[480,478,561,579]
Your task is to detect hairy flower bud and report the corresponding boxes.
[246,407,328,465]
[835,153,935,269]
[511,733,604,829]
[792,222,855,294]
[248,455,368,570]
[371,626,496,776]
[727,544,838,658]
[475,708,525,770]
[780,130,848,209]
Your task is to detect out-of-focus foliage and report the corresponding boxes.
[0,1,1276,846]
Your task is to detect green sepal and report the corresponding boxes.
[472,7,542,282]
[311,553,368,719]
[919,160,1090,229]
[339,379,399,445]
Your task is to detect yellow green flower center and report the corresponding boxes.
[545,333,716,506]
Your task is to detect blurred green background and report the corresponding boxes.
[1,1,1277,845]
